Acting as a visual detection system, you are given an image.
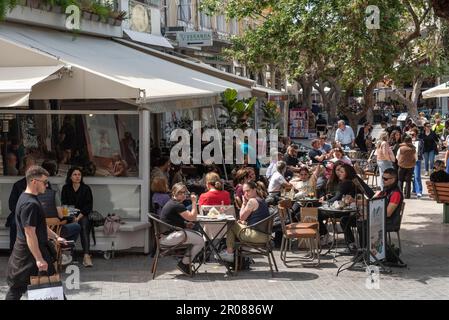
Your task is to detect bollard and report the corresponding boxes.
[444,204,449,224]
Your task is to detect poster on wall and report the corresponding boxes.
[368,197,386,263]
[85,115,121,158]
[289,108,308,139]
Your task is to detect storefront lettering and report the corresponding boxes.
[65,5,81,31]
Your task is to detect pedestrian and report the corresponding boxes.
[410,128,424,198]
[376,132,395,190]
[420,122,440,176]
[396,136,417,199]
[5,166,68,300]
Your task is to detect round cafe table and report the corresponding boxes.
[318,205,358,261]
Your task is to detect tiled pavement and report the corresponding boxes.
[1,178,449,300]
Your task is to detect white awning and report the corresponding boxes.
[422,82,449,99]
[0,65,64,107]
[252,85,287,98]
[123,29,174,49]
[0,23,251,111]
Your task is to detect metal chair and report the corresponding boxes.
[148,213,194,279]
[233,213,279,277]
[387,202,405,252]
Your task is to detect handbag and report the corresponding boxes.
[88,210,105,227]
[103,213,124,236]
[28,272,64,300]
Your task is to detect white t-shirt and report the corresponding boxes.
[268,171,287,193]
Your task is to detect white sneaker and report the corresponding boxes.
[61,253,72,266]
[425,171,429,176]
[417,193,422,198]
[219,251,234,263]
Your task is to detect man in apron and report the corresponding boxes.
[5,166,68,300]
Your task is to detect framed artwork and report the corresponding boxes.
[85,115,121,159]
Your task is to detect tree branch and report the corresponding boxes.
[400,1,431,48]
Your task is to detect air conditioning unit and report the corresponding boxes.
[167,26,186,32]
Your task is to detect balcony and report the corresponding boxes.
[4,1,126,38]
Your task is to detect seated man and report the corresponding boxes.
[309,139,327,164]
[267,161,292,196]
[356,168,404,249]
[430,160,449,183]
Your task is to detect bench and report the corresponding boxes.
[425,181,449,223]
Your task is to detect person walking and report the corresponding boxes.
[396,136,417,199]
[376,132,395,190]
[5,166,68,300]
[335,120,355,149]
[420,122,440,176]
[410,128,424,198]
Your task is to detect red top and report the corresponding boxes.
[198,190,231,206]
[389,191,402,205]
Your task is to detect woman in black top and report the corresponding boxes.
[159,183,204,276]
[420,122,440,175]
[389,130,402,171]
[61,167,93,267]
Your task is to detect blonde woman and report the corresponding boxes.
[159,183,205,276]
[376,132,395,189]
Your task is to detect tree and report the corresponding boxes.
[260,101,282,130]
[219,88,257,130]
[202,0,437,132]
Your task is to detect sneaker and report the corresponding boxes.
[83,254,93,267]
[176,261,191,276]
[425,171,429,176]
[417,193,422,199]
[61,253,72,266]
[219,250,235,263]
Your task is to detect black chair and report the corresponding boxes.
[148,213,193,279]
[386,202,405,252]
[233,213,279,277]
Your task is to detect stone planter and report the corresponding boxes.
[18,0,27,6]
[82,11,92,20]
[27,0,40,9]
[51,5,62,13]
[39,4,51,11]
[114,19,122,26]
[108,17,115,26]
[91,13,100,22]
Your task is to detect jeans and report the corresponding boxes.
[446,159,449,174]
[377,160,393,190]
[9,220,17,252]
[398,167,414,199]
[414,161,423,195]
[423,150,435,172]
[61,223,81,242]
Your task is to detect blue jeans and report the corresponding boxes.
[413,160,423,195]
[423,150,435,172]
[377,160,393,190]
[446,160,449,174]
[61,223,81,242]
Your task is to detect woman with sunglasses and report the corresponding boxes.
[159,183,204,276]
[61,167,93,267]
[420,122,440,176]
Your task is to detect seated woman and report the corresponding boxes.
[329,147,352,165]
[325,163,358,250]
[220,181,270,263]
[198,172,231,206]
[151,176,171,215]
[290,166,319,199]
[159,183,205,276]
[233,168,251,209]
[61,167,94,267]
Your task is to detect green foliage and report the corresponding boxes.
[219,88,256,130]
[260,101,281,130]
[0,0,18,21]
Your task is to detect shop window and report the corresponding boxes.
[177,0,192,23]
[0,114,139,178]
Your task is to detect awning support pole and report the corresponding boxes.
[211,104,228,181]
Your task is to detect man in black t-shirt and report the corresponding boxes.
[430,160,449,182]
[5,166,68,300]
[309,139,326,164]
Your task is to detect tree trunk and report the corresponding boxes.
[297,74,315,108]
[314,77,341,123]
[391,76,423,121]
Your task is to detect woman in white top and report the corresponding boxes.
[376,132,395,189]
[290,166,321,199]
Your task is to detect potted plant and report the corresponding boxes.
[26,0,40,9]
[91,1,109,23]
[79,0,91,20]
[51,0,62,13]
[110,10,126,26]
[17,0,27,7]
